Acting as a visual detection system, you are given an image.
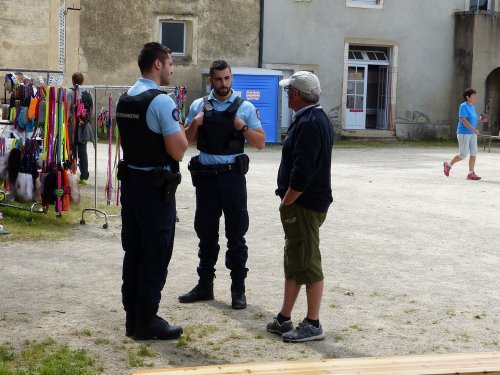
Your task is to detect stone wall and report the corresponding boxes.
[454,11,500,134]
[0,0,80,85]
[263,0,461,137]
[79,0,261,103]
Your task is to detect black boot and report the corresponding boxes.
[178,278,214,303]
[125,310,135,337]
[231,280,247,310]
[134,308,183,340]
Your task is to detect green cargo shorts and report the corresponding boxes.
[279,202,327,285]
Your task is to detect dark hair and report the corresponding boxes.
[463,88,476,101]
[72,72,84,86]
[138,42,172,73]
[5,73,13,84]
[209,60,231,77]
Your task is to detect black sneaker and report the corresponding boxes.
[178,284,214,303]
[134,316,182,340]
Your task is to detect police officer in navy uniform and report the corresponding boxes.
[179,60,265,309]
[116,42,188,340]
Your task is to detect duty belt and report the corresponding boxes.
[193,162,238,176]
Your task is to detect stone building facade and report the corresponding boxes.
[79,0,261,102]
[1,0,261,103]
[3,0,499,140]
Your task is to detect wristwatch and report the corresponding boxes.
[240,125,249,133]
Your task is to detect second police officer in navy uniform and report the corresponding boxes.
[179,60,265,309]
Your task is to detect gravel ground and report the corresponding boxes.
[1,144,499,374]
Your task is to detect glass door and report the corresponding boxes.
[346,65,367,129]
[376,66,388,129]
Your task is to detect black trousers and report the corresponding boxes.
[121,171,176,315]
[194,170,249,283]
[77,142,89,180]
[70,123,90,181]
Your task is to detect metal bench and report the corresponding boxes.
[480,134,500,153]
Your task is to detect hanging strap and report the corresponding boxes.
[113,123,121,206]
[105,94,114,204]
[63,95,71,162]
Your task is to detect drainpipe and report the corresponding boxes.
[64,4,83,75]
[258,0,264,68]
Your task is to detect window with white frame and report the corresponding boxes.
[160,21,186,55]
[346,0,383,9]
[469,0,492,11]
[349,50,388,62]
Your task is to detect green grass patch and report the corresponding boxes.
[333,335,343,343]
[457,331,471,342]
[137,344,155,357]
[482,341,498,347]
[250,139,459,150]
[73,329,92,337]
[93,338,111,345]
[349,324,363,331]
[333,138,458,148]
[127,352,146,368]
[0,203,78,242]
[404,308,417,314]
[126,345,155,368]
[175,324,218,348]
[227,332,244,340]
[195,324,217,339]
[0,343,15,362]
[0,339,102,374]
[176,335,191,348]
[0,194,120,242]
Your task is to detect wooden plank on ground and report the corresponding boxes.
[133,351,500,375]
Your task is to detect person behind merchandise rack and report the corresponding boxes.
[67,72,94,184]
